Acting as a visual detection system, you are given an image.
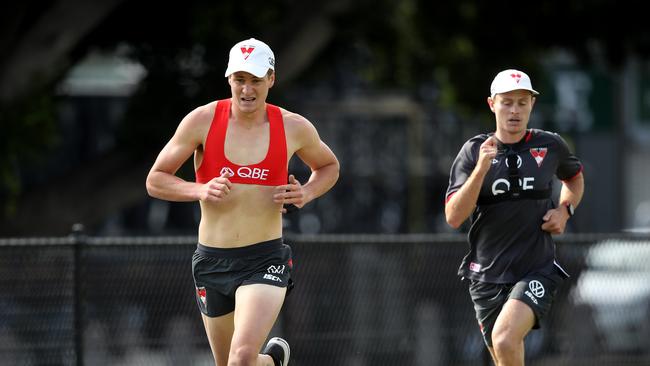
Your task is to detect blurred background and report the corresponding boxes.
[1,1,649,365]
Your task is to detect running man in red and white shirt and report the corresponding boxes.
[146,38,339,366]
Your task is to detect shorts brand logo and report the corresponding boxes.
[267,265,285,274]
[528,280,545,298]
[263,273,282,282]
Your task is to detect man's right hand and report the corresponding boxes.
[198,171,233,202]
[477,136,498,173]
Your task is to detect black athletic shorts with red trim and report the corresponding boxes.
[468,264,567,347]
[191,238,293,317]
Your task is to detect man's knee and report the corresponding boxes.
[491,330,519,357]
[228,344,259,366]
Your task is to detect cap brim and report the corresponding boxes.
[224,63,269,78]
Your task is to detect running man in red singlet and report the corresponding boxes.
[146,38,339,366]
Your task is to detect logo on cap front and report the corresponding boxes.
[510,72,522,83]
[240,46,255,60]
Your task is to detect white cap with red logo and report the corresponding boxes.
[224,38,275,78]
[490,69,539,97]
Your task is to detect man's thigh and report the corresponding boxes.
[201,311,235,364]
[230,284,287,350]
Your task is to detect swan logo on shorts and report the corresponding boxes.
[469,262,482,272]
[196,286,207,307]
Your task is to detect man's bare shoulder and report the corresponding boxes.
[279,107,316,133]
[279,107,320,152]
[186,101,218,126]
[174,101,218,143]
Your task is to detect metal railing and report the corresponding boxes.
[1,231,649,366]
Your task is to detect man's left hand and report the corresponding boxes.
[541,207,570,234]
[274,175,305,213]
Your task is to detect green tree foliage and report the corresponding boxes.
[2,0,650,224]
[0,92,58,216]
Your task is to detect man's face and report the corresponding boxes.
[488,89,535,137]
[228,71,275,112]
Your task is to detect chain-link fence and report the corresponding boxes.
[1,233,649,366]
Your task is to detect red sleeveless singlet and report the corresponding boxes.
[195,99,288,186]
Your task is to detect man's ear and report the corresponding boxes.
[487,96,495,112]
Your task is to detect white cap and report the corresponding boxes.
[224,38,275,78]
[490,69,539,97]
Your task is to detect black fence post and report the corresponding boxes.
[71,223,86,366]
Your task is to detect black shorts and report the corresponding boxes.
[191,238,293,317]
[468,265,566,347]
